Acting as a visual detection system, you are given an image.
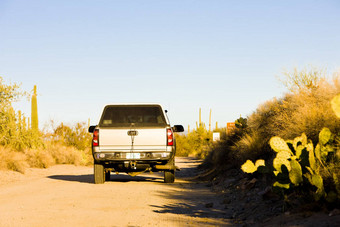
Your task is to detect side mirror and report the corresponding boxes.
[88,125,96,133]
[172,125,184,132]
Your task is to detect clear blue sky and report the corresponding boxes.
[1,0,339,131]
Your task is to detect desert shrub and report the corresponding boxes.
[25,148,55,168]
[176,126,212,158]
[279,66,325,92]
[248,77,340,149]
[47,143,92,166]
[231,131,268,163]
[0,147,28,173]
[51,122,92,151]
[201,128,246,169]
[202,67,340,173]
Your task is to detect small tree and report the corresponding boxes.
[280,66,326,93]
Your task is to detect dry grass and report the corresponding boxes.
[0,143,92,173]
[0,147,28,173]
[231,131,267,163]
[249,76,340,144]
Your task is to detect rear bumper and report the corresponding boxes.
[93,151,172,162]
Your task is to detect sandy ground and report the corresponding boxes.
[0,157,230,227]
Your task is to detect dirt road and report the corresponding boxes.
[0,157,229,226]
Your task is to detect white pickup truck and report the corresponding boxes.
[88,104,184,184]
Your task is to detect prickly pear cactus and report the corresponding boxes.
[289,159,303,186]
[307,142,317,170]
[315,128,335,163]
[308,173,324,201]
[331,94,340,118]
[273,181,290,189]
[255,159,265,168]
[241,159,265,173]
[319,127,332,146]
[273,150,292,174]
[292,133,308,158]
[269,136,292,154]
[241,160,257,173]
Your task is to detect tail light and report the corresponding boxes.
[167,128,173,146]
[93,129,99,147]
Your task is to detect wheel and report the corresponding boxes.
[105,170,111,181]
[164,170,175,183]
[94,163,105,184]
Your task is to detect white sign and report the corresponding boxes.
[213,132,220,142]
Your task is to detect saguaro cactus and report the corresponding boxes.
[31,85,38,131]
[18,110,22,131]
[199,108,202,127]
[209,109,212,132]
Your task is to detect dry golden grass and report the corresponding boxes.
[0,147,28,173]
[0,143,92,173]
[231,131,267,162]
[249,76,340,144]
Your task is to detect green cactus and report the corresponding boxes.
[307,173,324,201]
[240,93,340,203]
[199,108,202,127]
[18,110,22,131]
[241,159,265,173]
[273,181,290,189]
[269,136,292,154]
[235,115,248,129]
[242,132,330,199]
[22,116,26,131]
[313,128,335,164]
[209,109,211,132]
[291,133,307,158]
[331,94,340,118]
[273,150,292,174]
[333,173,340,199]
[307,142,317,170]
[289,159,303,186]
[319,127,332,146]
[31,85,38,132]
[241,160,257,173]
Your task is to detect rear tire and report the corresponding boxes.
[94,163,105,184]
[105,171,111,181]
[164,170,175,183]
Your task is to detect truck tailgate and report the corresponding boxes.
[99,128,167,152]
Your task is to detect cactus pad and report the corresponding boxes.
[319,127,332,145]
[241,160,257,173]
[289,159,303,186]
[269,136,292,154]
[307,142,317,170]
[255,159,265,168]
[273,181,290,189]
[331,94,340,118]
[273,151,292,173]
[311,174,324,200]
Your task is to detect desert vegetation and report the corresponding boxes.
[0,77,92,173]
[191,66,340,209]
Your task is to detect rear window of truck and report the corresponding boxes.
[99,105,167,127]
